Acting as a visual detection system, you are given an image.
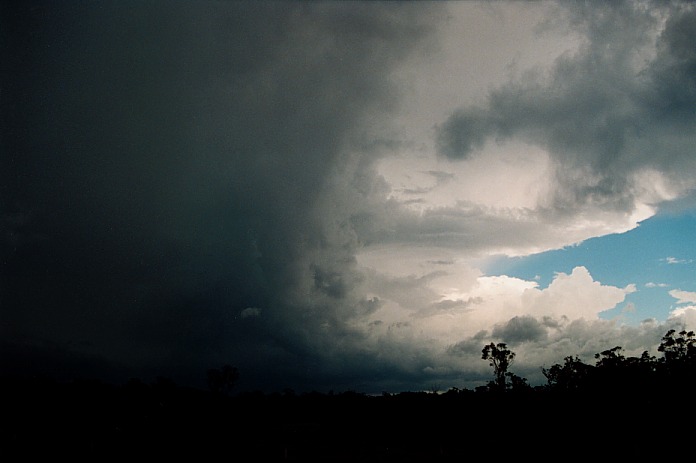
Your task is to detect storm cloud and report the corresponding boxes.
[436,0,696,214]
[2,1,695,394]
[1,1,442,391]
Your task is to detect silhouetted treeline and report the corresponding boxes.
[482,328,696,396]
[2,329,694,461]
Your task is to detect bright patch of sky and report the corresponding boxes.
[485,210,696,325]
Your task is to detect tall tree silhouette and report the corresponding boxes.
[207,365,239,396]
[482,342,515,391]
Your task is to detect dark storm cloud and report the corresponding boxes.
[491,315,548,344]
[1,1,440,391]
[436,0,696,213]
[446,331,489,357]
[436,107,495,160]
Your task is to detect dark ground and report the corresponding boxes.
[2,376,690,461]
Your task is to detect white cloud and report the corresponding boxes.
[665,290,696,329]
[668,306,696,326]
[669,289,696,305]
[520,266,629,321]
[359,264,629,354]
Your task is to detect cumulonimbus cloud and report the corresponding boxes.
[3,0,694,395]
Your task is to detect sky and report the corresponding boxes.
[2,0,696,394]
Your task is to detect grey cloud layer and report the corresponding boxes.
[437,1,696,213]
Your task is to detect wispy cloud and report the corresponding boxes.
[645,282,669,288]
[662,256,693,264]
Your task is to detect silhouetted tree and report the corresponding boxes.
[207,364,239,396]
[594,345,625,369]
[482,342,515,391]
[506,372,531,392]
[542,355,594,391]
[593,346,661,393]
[542,340,675,395]
[657,329,696,390]
[658,329,696,365]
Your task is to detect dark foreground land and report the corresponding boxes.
[2,376,693,462]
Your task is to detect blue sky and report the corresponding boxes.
[486,209,696,326]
